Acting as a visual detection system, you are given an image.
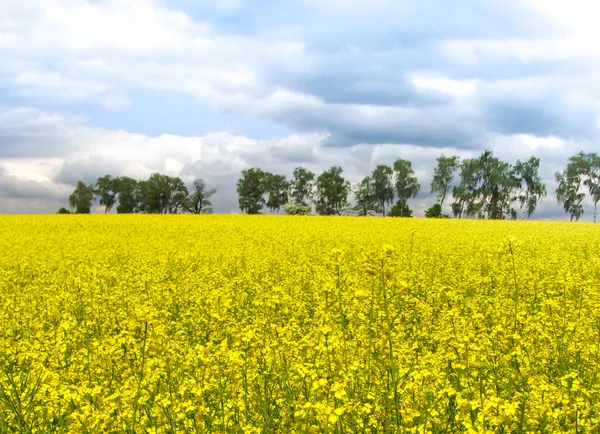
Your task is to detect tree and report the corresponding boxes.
[393,159,420,216]
[558,152,600,222]
[314,166,351,216]
[184,179,216,214]
[136,173,188,214]
[431,155,459,207]
[371,165,394,216]
[450,151,528,220]
[472,151,517,219]
[95,175,119,213]
[388,201,413,217]
[451,158,479,218]
[424,203,450,218]
[115,176,139,214]
[354,176,379,216]
[581,153,600,222]
[57,207,72,214]
[290,167,315,207]
[69,181,95,214]
[237,168,266,214]
[513,156,547,219]
[555,170,585,222]
[283,201,312,215]
[166,177,189,214]
[264,173,289,213]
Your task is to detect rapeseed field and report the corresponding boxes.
[1,215,599,433]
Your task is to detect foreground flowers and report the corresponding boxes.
[0,215,599,433]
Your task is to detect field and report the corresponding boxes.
[1,215,600,433]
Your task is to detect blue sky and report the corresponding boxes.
[0,0,599,218]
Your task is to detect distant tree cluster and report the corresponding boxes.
[236,159,423,217]
[64,174,216,214]
[449,152,547,220]
[60,151,600,221]
[236,151,551,220]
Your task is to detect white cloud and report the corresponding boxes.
[517,134,565,151]
[412,76,477,96]
[1,0,600,221]
[0,107,594,220]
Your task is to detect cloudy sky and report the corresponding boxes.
[1,0,599,218]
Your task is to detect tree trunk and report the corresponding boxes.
[595,202,597,223]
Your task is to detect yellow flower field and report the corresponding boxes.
[1,215,599,433]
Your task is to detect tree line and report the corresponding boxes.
[62,151,600,221]
[235,152,548,219]
[60,174,216,215]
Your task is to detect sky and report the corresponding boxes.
[1,0,599,219]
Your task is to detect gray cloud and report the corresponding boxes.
[0,166,63,200]
[1,0,600,221]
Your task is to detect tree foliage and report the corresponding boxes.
[353,176,380,216]
[237,168,266,214]
[314,166,351,216]
[393,159,420,213]
[115,176,139,214]
[388,201,413,217]
[371,165,394,216]
[183,179,216,214]
[95,175,119,213]
[290,167,315,207]
[283,201,312,215]
[264,173,289,213]
[555,152,600,222]
[65,174,216,215]
[451,151,545,220]
[431,155,459,207]
[424,203,450,218]
[69,181,95,214]
[136,173,188,214]
[555,170,584,222]
[514,156,547,219]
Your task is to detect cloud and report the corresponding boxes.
[2,0,593,149]
[1,0,600,219]
[0,107,597,220]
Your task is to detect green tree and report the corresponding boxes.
[68,181,95,214]
[431,155,459,207]
[290,167,315,207]
[473,151,516,219]
[136,173,188,214]
[424,203,449,218]
[115,176,139,214]
[562,152,600,222]
[95,175,119,213]
[371,165,394,216]
[184,179,216,214]
[393,159,420,215]
[354,176,379,216]
[56,207,72,214]
[388,201,413,217]
[264,173,289,213]
[237,168,266,214]
[167,177,189,214]
[514,156,547,219]
[555,170,585,222]
[451,158,479,218]
[451,151,524,220]
[314,166,351,216]
[283,201,312,215]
